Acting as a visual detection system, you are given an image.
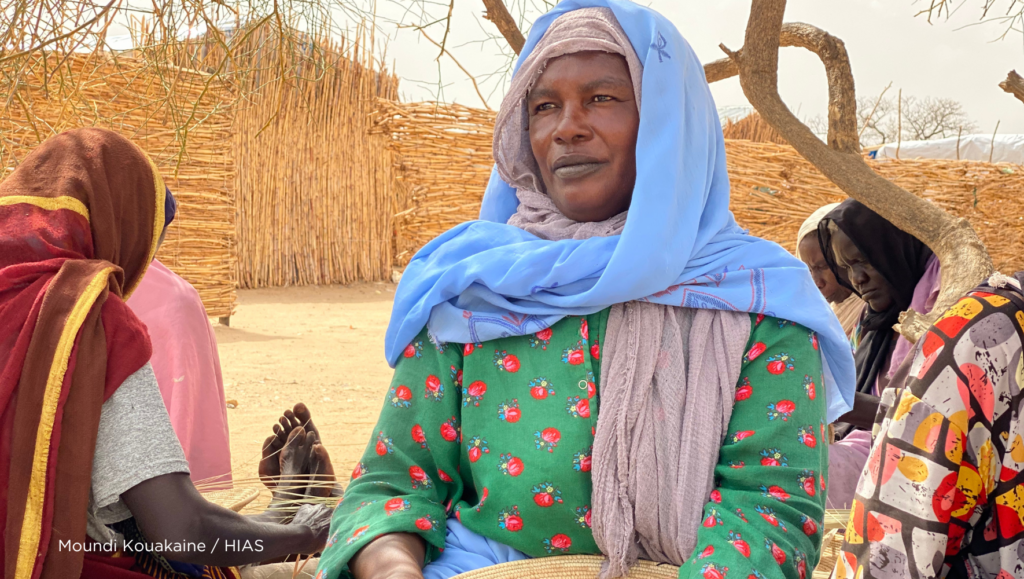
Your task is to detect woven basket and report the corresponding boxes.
[812,529,843,579]
[453,556,679,579]
[200,487,260,512]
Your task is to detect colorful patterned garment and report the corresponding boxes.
[317,313,828,579]
[834,276,1024,579]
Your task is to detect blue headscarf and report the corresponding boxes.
[385,0,855,421]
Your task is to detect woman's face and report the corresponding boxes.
[527,51,639,223]
[830,228,897,312]
[798,233,852,305]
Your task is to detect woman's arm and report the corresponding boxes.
[349,533,426,579]
[315,330,464,579]
[121,472,328,566]
[679,316,828,579]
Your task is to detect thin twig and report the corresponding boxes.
[417,27,492,110]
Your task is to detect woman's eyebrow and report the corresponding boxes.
[580,76,632,93]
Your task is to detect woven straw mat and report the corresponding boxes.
[200,487,260,512]
[452,556,679,579]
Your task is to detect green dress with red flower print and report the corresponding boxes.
[315,311,829,579]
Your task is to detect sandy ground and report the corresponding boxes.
[214,283,398,501]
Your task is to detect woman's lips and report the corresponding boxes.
[553,162,605,179]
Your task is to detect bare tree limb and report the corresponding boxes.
[999,69,1024,105]
[725,0,993,342]
[418,27,493,111]
[0,0,117,65]
[481,0,524,55]
[704,22,859,153]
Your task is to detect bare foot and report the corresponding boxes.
[306,443,337,499]
[276,427,314,500]
[259,403,317,489]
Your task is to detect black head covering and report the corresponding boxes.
[817,199,933,396]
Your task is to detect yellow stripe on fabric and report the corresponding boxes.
[0,195,90,221]
[123,156,165,301]
[15,266,115,579]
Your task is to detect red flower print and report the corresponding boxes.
[797,470,817,497]
[795,551,808,579]
[529,329,552,350]
[573,447,593,472]
[736,508,748,523]
[424,375,444,401]
[765,353,796,374]
[467,436,489,462]
[574,505,591,528]
[351,462,366,480]
[464,343,475,356]
[700,563,728,579]
[346,525,370,545]
[702,507,723,527]
[696,545,715,559]
[735,377,753,401]
[766,400,795,422]
[802,375,816,400]
[535,428,561,452]
[562,342,585,365]
[759,448,787,467]
[476,487,489,512]
[765,539,786,565]
[437,469,453,483]
[532,482,563,507]
[415,515,440,531]
[755,505,788,531]
[450,366,463,388]
[728,461,745,469]
[590,342,600,359]
[809,332,819,350]
[498,453,524,477]
[389,385,413,408]
[384,498,410,516]
[375,432,394,456]
[498,399,521,423]
[797,426,817,448]
[440,417,459,442]
[728,531,750,557]
[411,424,429,449]
[565,396,590,418]
[755,313,765,325]
[463,380,487,407]
[528,377,556,400]
[493,350,520,373]
[581,319,589,341]
[730,430,755,444]
[404,341,423,359]
[760,485,790,502]
[800,515,818,536]
[409,466,432,489]
[744,342,767,362]
[710,489,722,503]
[543,534,572,554]
[498,506,522,531]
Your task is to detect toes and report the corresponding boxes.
[307,444,335,498]
[258,435,282,489]
[294,402,319,438]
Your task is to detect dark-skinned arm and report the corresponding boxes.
[121,472,327,567]
[350,533,426,579]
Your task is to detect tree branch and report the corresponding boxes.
[724,0,993,342]
[704,22,858,153]
[481,0,525,55]
[999,69,1024,105]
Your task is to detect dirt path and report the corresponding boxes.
[215,283,397,499]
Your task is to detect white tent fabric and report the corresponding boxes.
[873,134,1024,164]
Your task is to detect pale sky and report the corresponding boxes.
[373,0,1024,136]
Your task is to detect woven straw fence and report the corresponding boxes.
[0,51,237,317]
[375,101,1024,275]
[190,26,401,288]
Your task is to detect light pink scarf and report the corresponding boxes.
[497,8,751,577]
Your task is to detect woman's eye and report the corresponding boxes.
[593,95,614,102]
[534,103,555,113]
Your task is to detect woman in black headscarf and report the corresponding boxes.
[818,199,941,403]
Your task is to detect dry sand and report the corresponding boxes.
[215,283,398,497]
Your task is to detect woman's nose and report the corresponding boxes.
[552,105,592,144]
[849,265,869,287]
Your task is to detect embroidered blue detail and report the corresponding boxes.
[651,32,670,63]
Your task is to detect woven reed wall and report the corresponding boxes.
[220,30,401,288]
[376,101,1024,275]
[0,52,237,318]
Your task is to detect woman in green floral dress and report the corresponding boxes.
[314,2,856,579]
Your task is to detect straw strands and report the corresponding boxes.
[376,101,1024,275]
[0,51,238,318]
[219,26,401,288]
[722,112,788,145]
